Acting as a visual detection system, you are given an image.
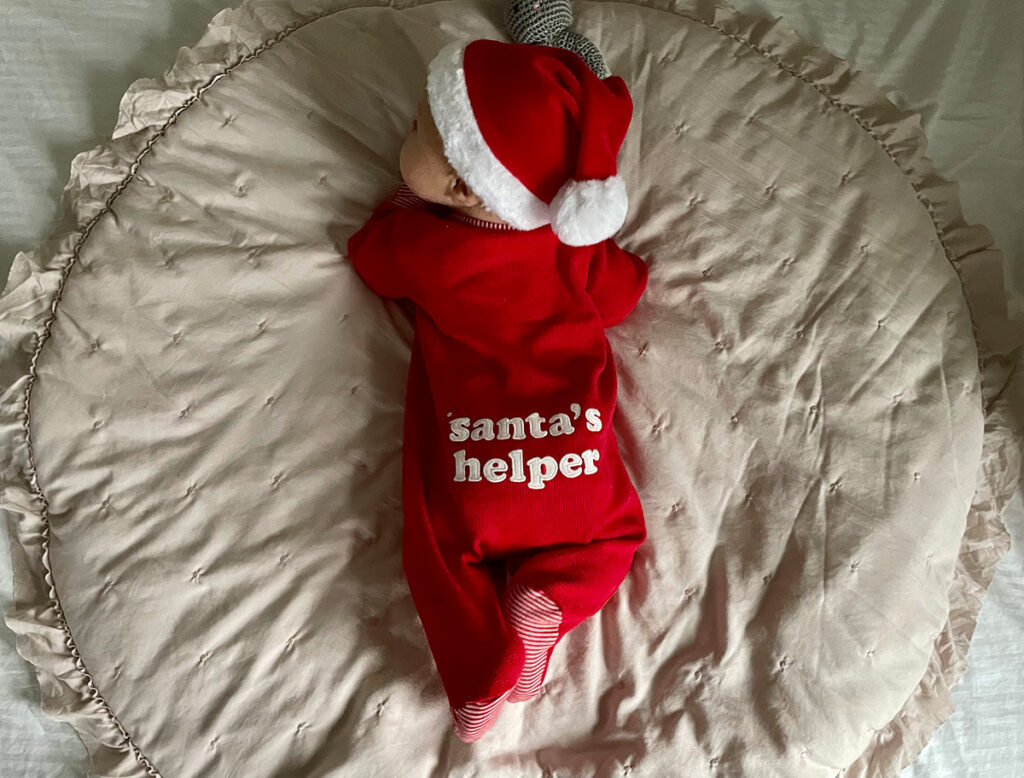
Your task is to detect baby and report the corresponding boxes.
[347,37,648,742]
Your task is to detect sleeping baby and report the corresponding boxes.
[347,35,648,742]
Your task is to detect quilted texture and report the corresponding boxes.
[0,0,1021,776]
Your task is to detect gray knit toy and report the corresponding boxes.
[504,0,611,79]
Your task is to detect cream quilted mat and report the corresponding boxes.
[1,1,1021,776]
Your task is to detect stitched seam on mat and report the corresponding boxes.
[18,4,375,775]
[621,0,991,419]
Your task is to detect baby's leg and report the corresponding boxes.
[403,509,524,739]
[401,345,525,741]
[502,523,645,702]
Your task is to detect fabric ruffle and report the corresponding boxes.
[0,1,1020,776]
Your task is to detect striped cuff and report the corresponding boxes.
[390,183,435,210]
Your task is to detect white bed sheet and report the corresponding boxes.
[1,1,1021,776]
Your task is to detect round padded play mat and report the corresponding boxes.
[2,0,1022,776]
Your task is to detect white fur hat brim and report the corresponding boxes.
[426,41,551,232]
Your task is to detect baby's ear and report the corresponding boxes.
[450,176,483,208]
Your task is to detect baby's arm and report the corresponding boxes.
[585,240,649,328]
[346,185,438,299]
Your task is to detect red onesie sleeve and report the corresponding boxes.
[346,184,441,300]
[585,239,649,328]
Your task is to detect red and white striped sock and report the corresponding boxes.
[504,581,562,702]
[449,582,563,739]
[450,686,514,742]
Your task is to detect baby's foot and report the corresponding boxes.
[450,686,514,742]
[504,581,562,702]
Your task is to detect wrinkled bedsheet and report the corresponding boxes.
[1,1,1022,776]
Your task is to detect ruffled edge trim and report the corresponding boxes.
[0,1,383,775]
[0,0,1020,776]
[654,1,1023,775]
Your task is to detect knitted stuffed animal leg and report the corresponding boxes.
[504,0,611,79]
[502,526,645,702]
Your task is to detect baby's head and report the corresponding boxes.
[403,40,633,245]
[399,87,505,223]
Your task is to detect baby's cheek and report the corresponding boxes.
[399,141,420,190]
[398,139,410,180]
[400,143,436,199]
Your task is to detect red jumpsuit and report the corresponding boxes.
[347,184,648,741]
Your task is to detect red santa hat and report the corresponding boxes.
[426,38,633,246]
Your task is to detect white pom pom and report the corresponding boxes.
[549,175,628,246]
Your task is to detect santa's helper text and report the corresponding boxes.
[448,402,603,490]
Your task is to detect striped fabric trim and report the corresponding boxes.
[450,687,514,742]
[389,184,522,231]
[445,211,521,231]
[504,582,562,702]
[389,184,435,211]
